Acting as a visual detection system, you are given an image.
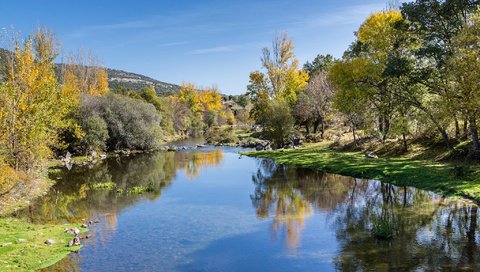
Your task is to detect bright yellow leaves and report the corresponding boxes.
[0,29,65,171]
[248,32,308,106]
[357,10,404,62]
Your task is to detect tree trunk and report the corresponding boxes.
[305,123,310,135]
[463,119,469,139]
[455,114,460,140]
[320,118,325,139]
[383,117,391,143]
[313,120,319,134]
[416,105,453,150]
[470,116,480,151]
[402,133,408,152]
[351,122,357,146]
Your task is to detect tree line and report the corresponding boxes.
[248,0,480,157]
[0,28,249,188]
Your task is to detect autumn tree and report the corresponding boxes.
[248,32,308,106]
[0,29,69,171]
[59,49,109,96]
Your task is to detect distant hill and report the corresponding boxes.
[106,68,181,96]
[0,48,181,96]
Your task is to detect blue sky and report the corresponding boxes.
[1,0,394,94]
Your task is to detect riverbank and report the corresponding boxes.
[243,142,480,202]
[0,217,84,271]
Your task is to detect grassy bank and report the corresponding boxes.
[243,142,480,202]
[0,217,83,271]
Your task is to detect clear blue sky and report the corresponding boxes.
[1,0,395,94]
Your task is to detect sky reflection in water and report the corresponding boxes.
[16,146,480,271]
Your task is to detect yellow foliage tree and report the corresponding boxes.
[198,88,222,112]
[178,82,201,112]
[248,32,308,106]
[0,29,69,171]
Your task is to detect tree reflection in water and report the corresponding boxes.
[14,149,224,226]
[251,159,480,270]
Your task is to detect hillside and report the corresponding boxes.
[0,48,181,96]
[106,68,181,96]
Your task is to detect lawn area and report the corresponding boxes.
[243,142,480,202]
[0,217,83,271]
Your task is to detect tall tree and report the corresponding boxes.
[449,9,480,151]
[0,29,69,171]
[248,32,308,106]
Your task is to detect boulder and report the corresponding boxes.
[67,236,81,247]
[365,151,379,159]
[64,228,80,235]
[44,239,55,245]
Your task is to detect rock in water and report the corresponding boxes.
[45,239,55,245]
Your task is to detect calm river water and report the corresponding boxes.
[16,144,480,271]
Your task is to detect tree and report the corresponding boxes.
[0,29,70,171]
[60,49,109,96]
[303,54,334,77]
[294,72,333,138]
[80,93,162,151]
[329,59,369,144]
[260,99,295,147]
[398,0,480,149]
[248,33,308,106]
[449,9,480,151]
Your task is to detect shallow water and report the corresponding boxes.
[16,145,480,271]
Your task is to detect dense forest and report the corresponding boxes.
[248,0,480,158]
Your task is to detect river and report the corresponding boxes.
[14,144,480,271]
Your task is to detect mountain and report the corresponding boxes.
[106,68,181,96]
[0,48,181,96]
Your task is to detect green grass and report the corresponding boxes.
[243,143,480,201]
[0,217,83,271]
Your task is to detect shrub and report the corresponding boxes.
[0,165,21,196]
[80,93,163,151]
[259,99,294,147]
[80,114,109,152]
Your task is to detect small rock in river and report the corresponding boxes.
[81,224,88,228]
[44,239,55,245]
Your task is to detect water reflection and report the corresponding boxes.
[253,159,480,271]
[17,148,480,271]
[16,149,224,225]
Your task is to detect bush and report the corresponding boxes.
[259,99,294,147]
[80,114,109,152]
[205,127,239,144]
[0,165,21,195]
[80,93,163,151]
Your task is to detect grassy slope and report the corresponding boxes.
[0,217,83,271]
[243,142,480,201]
